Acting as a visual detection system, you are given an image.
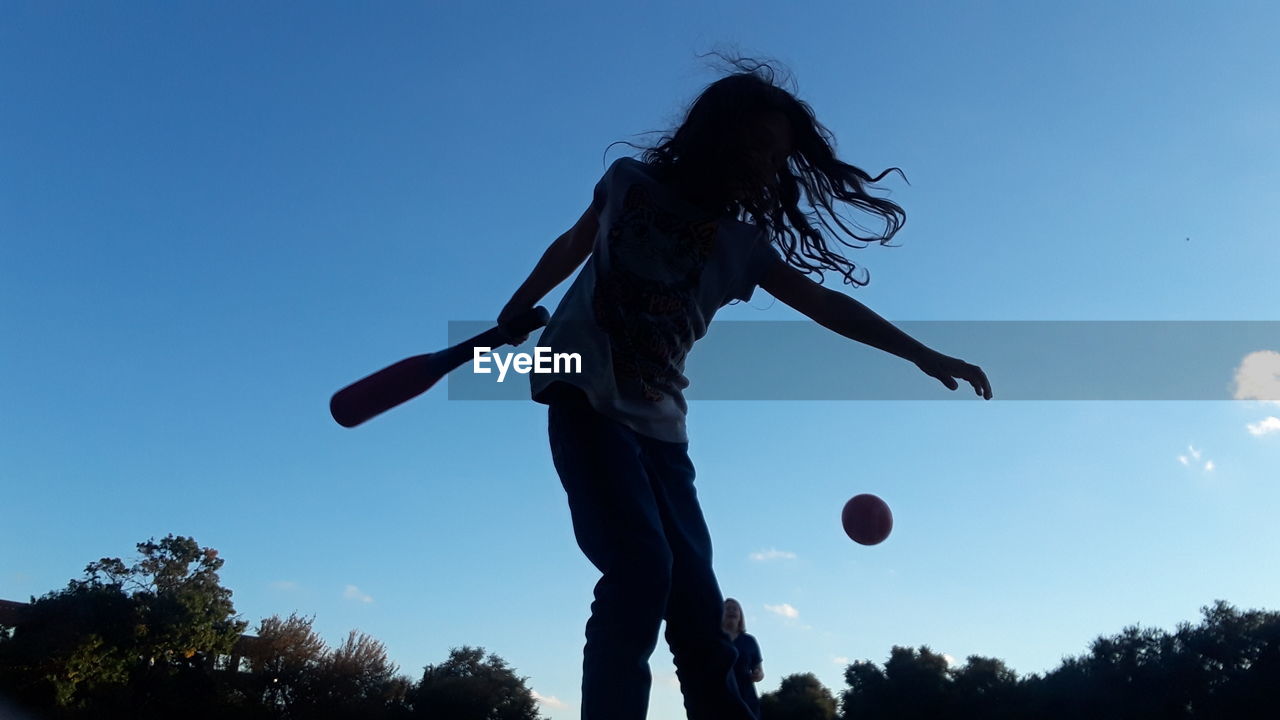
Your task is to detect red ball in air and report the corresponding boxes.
[842,494,893,546]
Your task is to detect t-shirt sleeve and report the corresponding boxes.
[593,171,608,210]
[728,231,781,304]
[593,157,628,212]
[749,634,763,666]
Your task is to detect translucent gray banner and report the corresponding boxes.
[447,321,1280,401]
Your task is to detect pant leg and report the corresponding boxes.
[639,435,756,720]
[548,393,674,720]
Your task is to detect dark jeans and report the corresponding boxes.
[547,386,753,720]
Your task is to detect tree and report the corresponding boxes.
[880,645,950,718]
[238,614,413,719]
[838,660,887,719]
[242,612,329,712]
[760,672,836,720]
[409,646,541,720]
[303,629,407,717]
[836,646,960,720]
[84,535,247,668]
[0,581,137,710]
[949,655,1021,719]
[1178,600,1280,717]
[0,534,246,716]
[1007,600,1280,719]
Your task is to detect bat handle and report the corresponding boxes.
[499,305,550,344]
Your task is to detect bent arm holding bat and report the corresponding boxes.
[498,202,601,342]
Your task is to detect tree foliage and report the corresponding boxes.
[832,600,1280,719]
[409,646,541,720]
[240,612,330,715]
[760,672,837,720]
[6,537,1278,719]
[0,534,246,715]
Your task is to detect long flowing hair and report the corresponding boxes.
[607,52,906,287]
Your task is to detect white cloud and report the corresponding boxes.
[749,548,797,562]
[1247,416,1280,436]
[1232,350,1280,403]
[531,691,568,710]
[943,654,958,667]
[1179,445,1214,472]
[343,585,374,604]
[764,603,799,619]
[833,656,850,665]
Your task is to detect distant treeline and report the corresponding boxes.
[760,598,1279,719]
[2,535,1277,719]
[0,535,539,719]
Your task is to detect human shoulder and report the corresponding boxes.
[606,155,646,177]
[591,157,644,210]
[593,157,647,200]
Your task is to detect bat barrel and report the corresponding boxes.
[329,305,550,428]
[330,355,435,428]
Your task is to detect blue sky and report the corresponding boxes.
[3,1,1278,717]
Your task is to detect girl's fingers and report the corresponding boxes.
[971,375,990,399]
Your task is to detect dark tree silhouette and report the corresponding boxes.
[879,645,950,718]
[299,629,406,717]
[409,646,541,720]
[243,612,330,712]
[838,659,887,718]
[760,672,837,720]
[236,613,411,718]
[6,537,1277,720]
[948,655,1020,719]
[0,581,136,710]
[0,534,246,716]
[835,601,1280,720]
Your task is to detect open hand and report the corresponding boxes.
[915,349,992,399]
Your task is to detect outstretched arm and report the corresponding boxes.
[497,202,600,339]
[759,257,992,399]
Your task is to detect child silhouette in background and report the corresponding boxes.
[499,54,992,720]
[723,598,764,719]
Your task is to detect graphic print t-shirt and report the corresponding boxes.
[530,157,779,443]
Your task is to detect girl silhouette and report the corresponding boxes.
[722,598,764,719]
[498,54,991,720]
